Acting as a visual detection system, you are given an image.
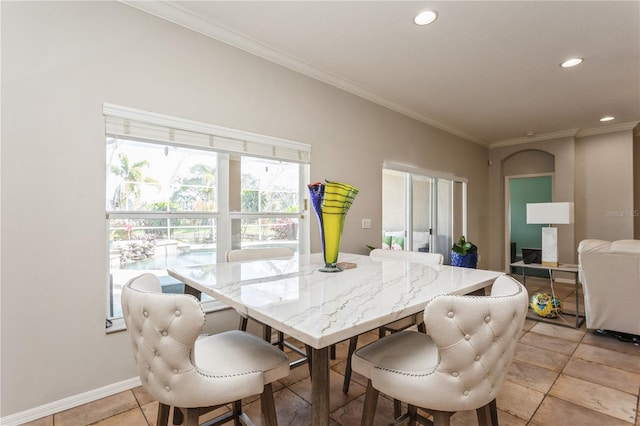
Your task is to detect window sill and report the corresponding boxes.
[106,300,231,334]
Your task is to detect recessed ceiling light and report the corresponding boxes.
[560,58,584,68]
[600,116,615,122]
[414,10,437,26]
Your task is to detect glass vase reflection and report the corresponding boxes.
[308,181,359,272]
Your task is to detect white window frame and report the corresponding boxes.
[382,161,468,259]
[105,104,311,331]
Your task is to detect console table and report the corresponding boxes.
[510,260,585,329]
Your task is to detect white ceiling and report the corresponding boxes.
[127,1,640,147]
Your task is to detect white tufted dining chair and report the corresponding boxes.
[226,247,295,263]
[121,273,290,426]
[342,249,444,394]
[352,274,528,426]
[224,247,311,370]
[370,249,445,335]
[369,248,444,265]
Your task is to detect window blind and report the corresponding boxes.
[104,103,311,164]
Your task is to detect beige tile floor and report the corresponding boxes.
[22,279,640,426]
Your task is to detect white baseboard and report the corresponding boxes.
[0,377,141,426]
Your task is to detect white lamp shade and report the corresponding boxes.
[526,202,574,225]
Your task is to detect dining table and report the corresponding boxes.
[168,252,504,426]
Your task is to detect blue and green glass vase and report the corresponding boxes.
[308,181,359,272]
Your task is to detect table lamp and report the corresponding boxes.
[526,202,574,267]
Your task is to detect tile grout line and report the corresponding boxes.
[524,324,588,425]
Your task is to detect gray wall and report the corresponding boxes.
[1,2,491,417]
[575,131,635,241]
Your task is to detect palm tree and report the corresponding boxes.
[110,152,156,210]
[170,163,217,211]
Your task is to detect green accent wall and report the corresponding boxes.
[510,176,552,257]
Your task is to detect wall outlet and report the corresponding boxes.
[361,218,372,229]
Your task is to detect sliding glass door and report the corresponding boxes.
[382,165,467,264]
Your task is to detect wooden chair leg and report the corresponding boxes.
[261,383,278,426]
[342,336,359,394]
[183,408,200,426]
[172,406,183,425]
[393,399,402,419]
[476,401,494,426]
[277,331,285,351]
[233,400,243,426]
[431,410,452,426]
[407,404,418,426]
[156,402,170,426]
[263,325,273,342]
[239,315,248,331]
[361,380,379,426]
[489,399,498,425]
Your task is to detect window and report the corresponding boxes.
[382,163,467,264]
[230,156,302,252]
[105,104,310,325]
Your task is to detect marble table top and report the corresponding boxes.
[168,253,504,349]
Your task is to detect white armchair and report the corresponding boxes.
[578,239,640,338]
[121,273,290,426]
[352,275,528,426]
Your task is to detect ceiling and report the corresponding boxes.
[127,1,640,147]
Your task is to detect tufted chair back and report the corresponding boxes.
[226,247,294,262]
[372,275,528,413]
[225,246,310,371]
[342,249,444,395]
[122,273,264,409]
[370,248,443,265]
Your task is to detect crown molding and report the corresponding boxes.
[120,1,638,149]
[489,129,579,148]
[575,121,640,137]
[121,1,488,147]
[489,121,640,148]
